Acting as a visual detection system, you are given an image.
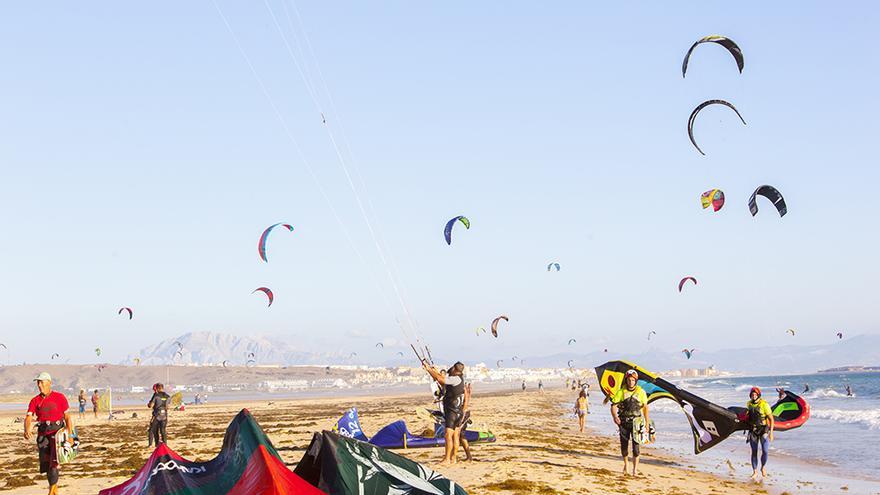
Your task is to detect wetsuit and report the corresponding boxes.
[148,391,170,445]
[443,375,465,429]
[746,398,773,470]
[612,386,648,458]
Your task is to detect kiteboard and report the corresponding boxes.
[56,427,79,464]
[631,417,655,445]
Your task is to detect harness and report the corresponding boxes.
[746,400,769,437]
[617,388,643,423]
[443,376,465,413]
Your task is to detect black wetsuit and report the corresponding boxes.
[148,392,170,445]
[443,376,465,429]
[617,391,643,458]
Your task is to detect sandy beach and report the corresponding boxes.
[0,387,776,495]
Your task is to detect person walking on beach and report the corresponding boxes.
[746,387,774,483]
[423,360,466,465]
[574,390,589,433]
[538,380,544,393]
[610,369,649,477]
[147,383,171,446]
[90,390,99,418]
[24,372,73,495]
[521,380,526,392]
[77,390,86,420]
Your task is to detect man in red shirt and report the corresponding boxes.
[24,372,73,495]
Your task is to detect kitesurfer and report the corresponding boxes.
[456,383,474,462]
[147,383,171,446]
[610,369,650,477]
[423,360,467,465]
[802,383,810,394]
[845,384,853,397]
[575,390,589,433]
[91,390,99,418]
[77,390,86,419]
[24,372,73,495]
[745,387,775,483]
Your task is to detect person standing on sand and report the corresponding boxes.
[574,390,589,433]
[24,372,73,495]
[91,390,99,418]
[521,380,526,392]
[610,369,649,477]
[745,387,774,483]
[77,390,86,419]
[538,380,544,393]
[455,383,474,462]
[423,360,466,465]
[147,383,171,446]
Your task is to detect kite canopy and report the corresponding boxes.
[295,430,468,495]
[682,349,695,359]
[749,185,787,217]
[333,408,495,450]
[252,287,274,307]
[258,223,294,262]
[443,216,470,245]
[682,35,744,77]
[567,338,577,345]
[678,276,697,292]
[99,409,324,495]
[547,262,561,272]
[491,315,508,338]
[700,189,725,212]
[118,307,133,319]
[837,332,844,339]
[687,99,746,155]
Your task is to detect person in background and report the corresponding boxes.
[77,390,86,420]
[745,387,774,483]
[521,380,526,392]
[90,390,99,419]
[147,383,171,446]
[538,380,544,393]
[574,389,589,433]
[24,372,73,495]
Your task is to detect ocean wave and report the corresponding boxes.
[811,408,880,430]
[709,380,733,386]
[804,389,851,399]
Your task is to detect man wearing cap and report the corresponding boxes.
[24,372,73,495]
[610,369,650,476]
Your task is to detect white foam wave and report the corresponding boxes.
[709,380,733,386]
[804,389,851,399]
[811,408,880,430]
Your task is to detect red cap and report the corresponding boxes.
[750,386,761,397]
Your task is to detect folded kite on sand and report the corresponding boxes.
[333,407,495,449]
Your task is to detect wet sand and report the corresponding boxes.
[0,388,774,494]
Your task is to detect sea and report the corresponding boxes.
[583,371,880,494]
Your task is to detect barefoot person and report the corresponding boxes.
[77,390,86,420]
[423,360,466,465]
[610,369,649,477]
[90,389,99,419]
[24,372,73,495]
[574,390,589,432]
[147,383,171,446]
[456,383,474,462]
[745,387,774,483]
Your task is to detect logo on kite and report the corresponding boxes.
[678,277,697,293]
[547,262,561,272]
[700,189,725,212]
[688,99,746,156]
[748,185,787,217]
[491,315,509,338]
[118,307,133,320]
[682,349,695,359]
[444,216,470,245]
[252,287,274,307]
[258,223,294,262]
[682,35,744,78]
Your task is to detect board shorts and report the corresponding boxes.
[37,421,64,473]
[79,404,85,414]
[454,410,471,429]
[444,408,462,429]
[618,419,640,458]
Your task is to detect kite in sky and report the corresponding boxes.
[682,35,744,78]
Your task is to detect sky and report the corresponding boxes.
[1,2,878,366]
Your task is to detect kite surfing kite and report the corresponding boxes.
[95,348,102,357]
[258,223,294,262]
[682,349,695,359]
[51,353,60,360]
[748,185,787,217]
[443,216,470,245]
[118,307,133,320]
[678,276,697,292]
[491,315,508,337]
[595,360,809,454]
[681,35,744,78]
[349,352,358,358]
[787,328,796,336]
[547,262,561,272]
[332,407,495,450]
[252,287,274,307]
[648,331,657,340]
[99,409,325,495]
[567,360,575,368]
[568,338,577,345]
[222,360,229,368]
[475,327,487,336]
[174,341,183,350]
[701,189,725,212]
[375,342,384,349]
[133,357,141,366]
[496,360,503,368]
[246,352,255,359]
[688,99,746,156]
[837,332,844,339]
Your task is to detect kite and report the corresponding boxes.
[749,185,787,217]
[94,348,102,357]
[375,342,384,349]
[512,355,519,361]
[836,332,844,339]
[688,99,746,155]
[682,349,695,359]
[396,351,405,357]
[174,341,183,350]
[568,338,577,345]
[682,35,744,78]
[252,287,274,307]
[258,223,294,262]
[648,331,657,340]
[678,276,697,292]
[595,360,809,454]
[787,328,796,336]
[475,327,487,336]
[491,315,509,337]
[567,360,575,368]
[547,262,561,272]
[133,358,141,366]
[222,360,229,368]
[51,353,60,360]
[246,352,255,359]
[701,189,725,212]
[496,360,503,368]
[0,343,5,350]
[349,352,358,358]
[332,407,495,450]
[603,348,608,353]
[443,216,470,245]
[118,307,133,320]
[174,350,183,360]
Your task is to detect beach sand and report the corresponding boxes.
[0,388,772,494]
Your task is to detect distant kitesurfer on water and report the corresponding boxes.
[845,384,853,397]
[24,372,73,495]
[77,390,86,419]
[746,387,774,483]
[803,383,810,394]
[610,369,650,477]
[423,360,467,465]
[91,390,99,418]
[575,390,589,433]
[147,383,170,446]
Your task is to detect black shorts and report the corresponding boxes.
[454,410,471,430]
[619,421,640,458]
[444,409,462,429]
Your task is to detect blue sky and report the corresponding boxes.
[1,2,878,365]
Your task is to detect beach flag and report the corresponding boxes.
[294,430,468,495]
[99,409,325,495]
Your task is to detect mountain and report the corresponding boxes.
[522,334,880,375]
[126,331,345,366]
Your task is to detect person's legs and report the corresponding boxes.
[47,467,59,492]
[149,420,160,446]
[442,427,455,464]
[158,420,167,444]
[748,436,759,480]
[578,413,585,432]
[459,435,472,461]
[450,428,461,463]
[619,425,631,474]
[759,435,769,477]
[631,439,641,476]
